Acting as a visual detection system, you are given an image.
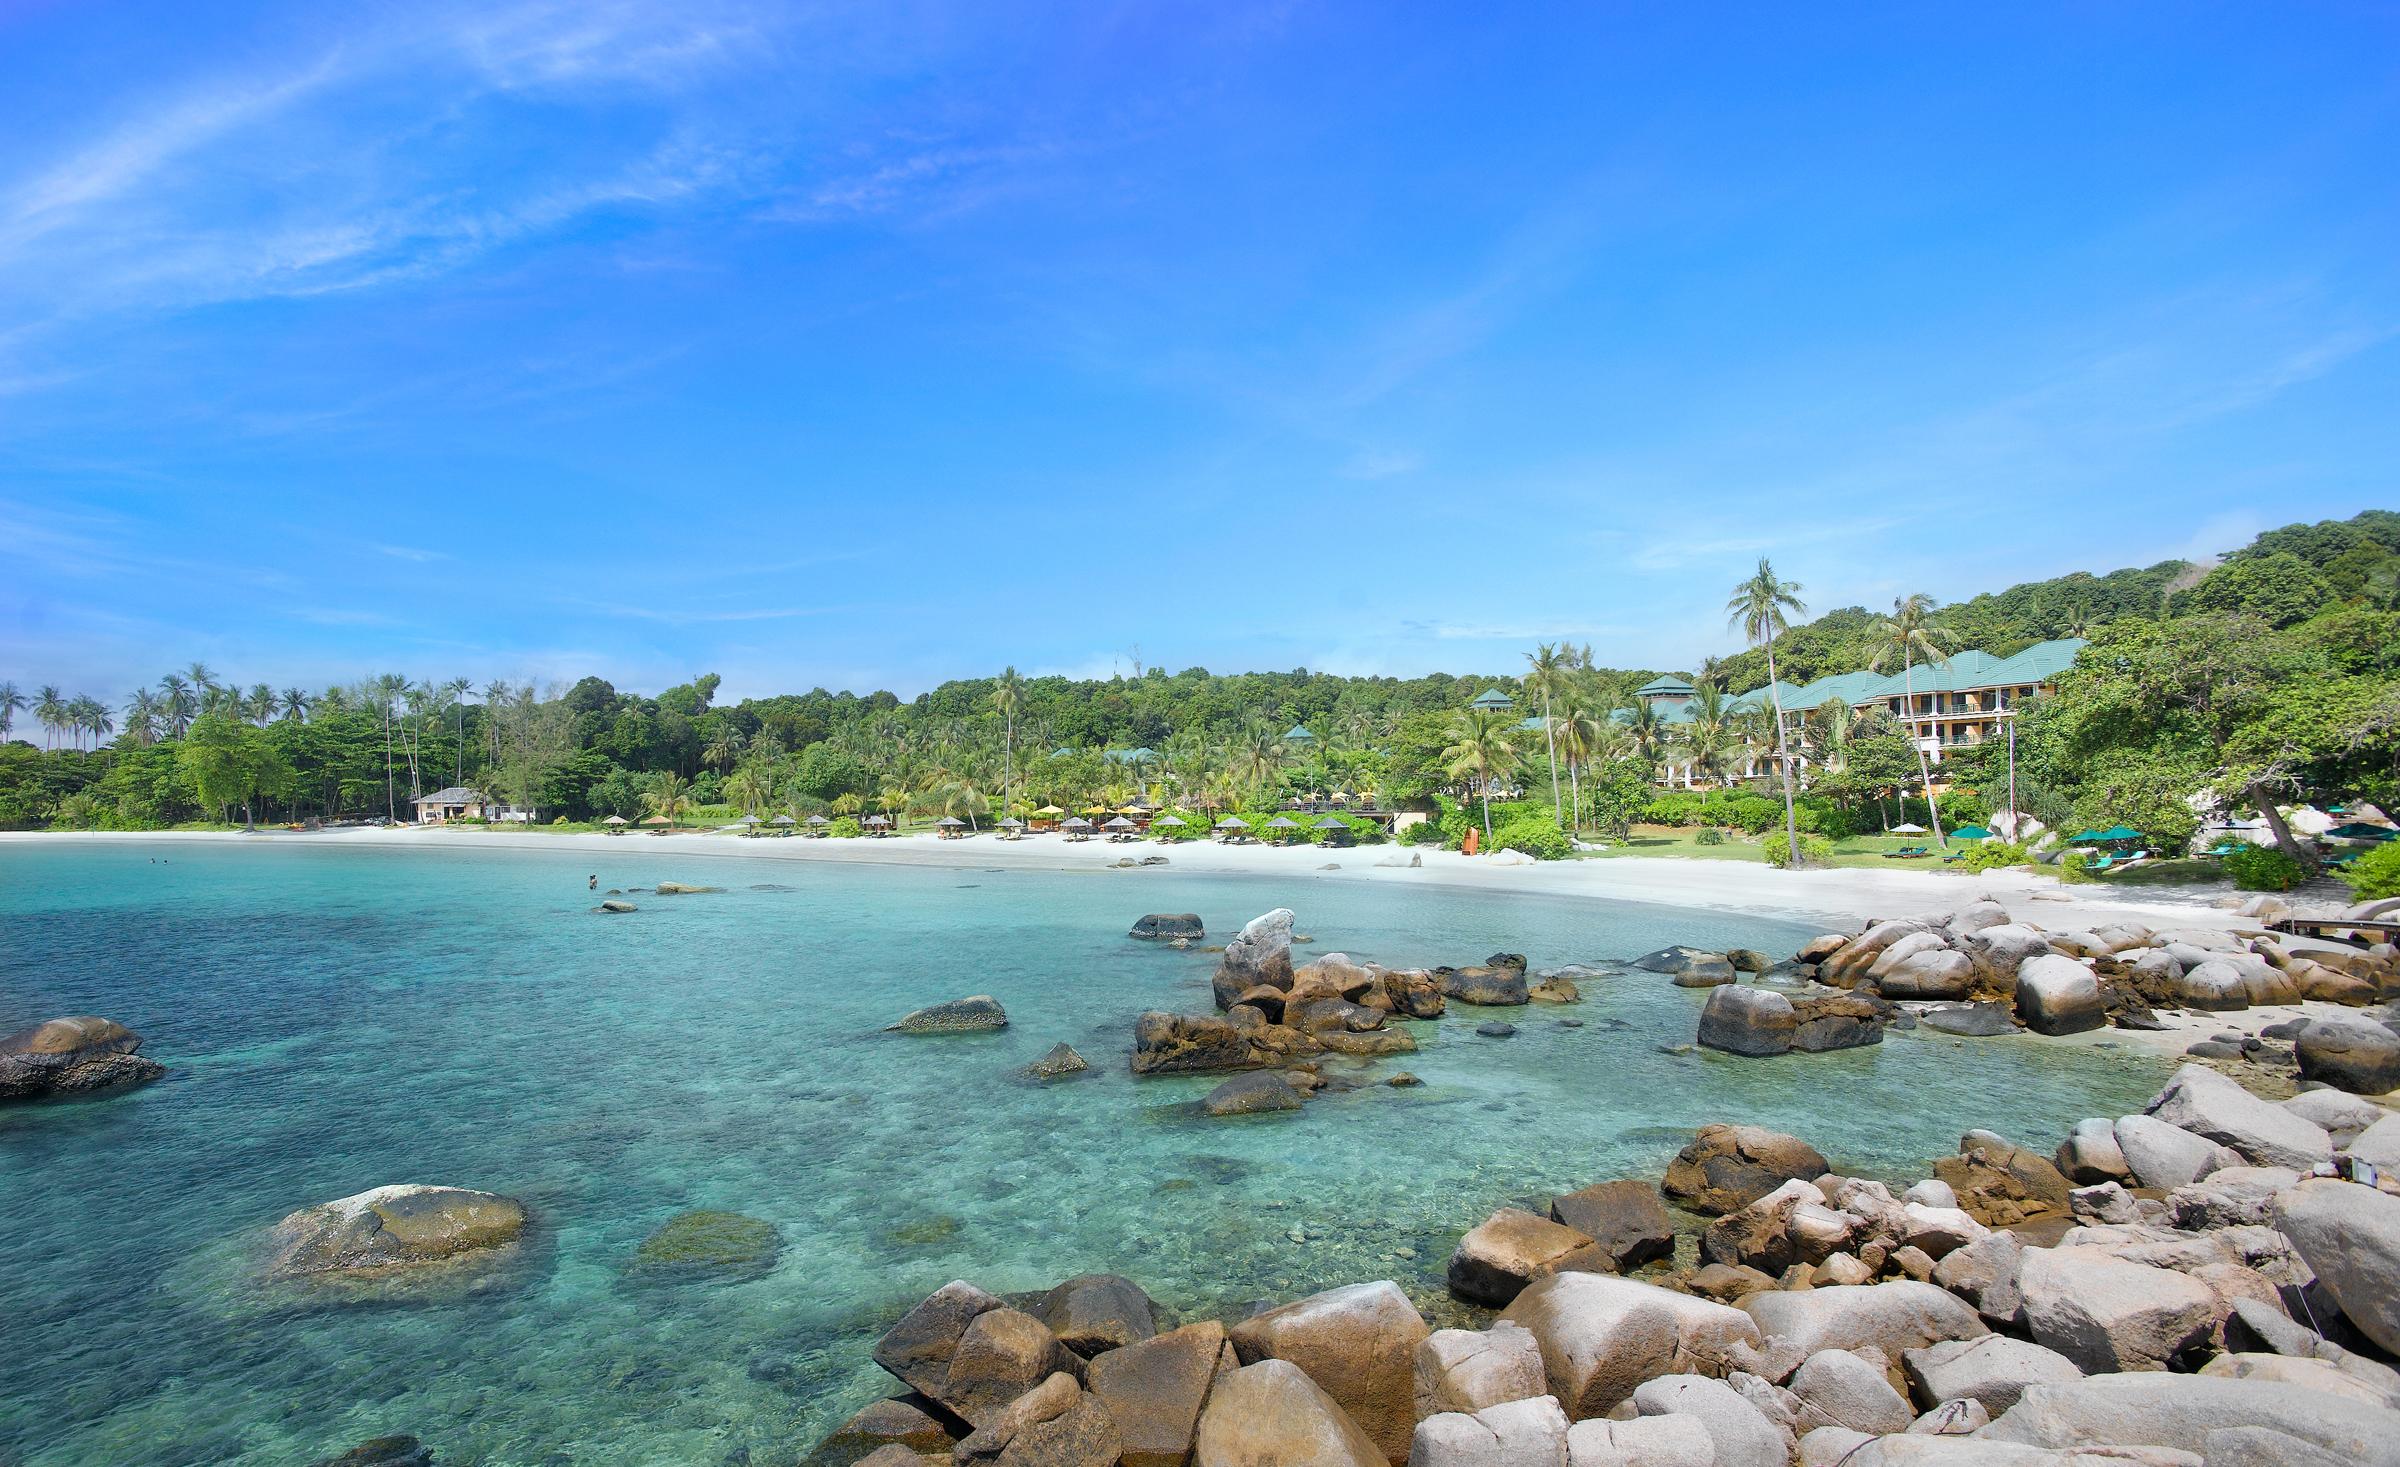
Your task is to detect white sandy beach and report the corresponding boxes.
[0,822,2256,934]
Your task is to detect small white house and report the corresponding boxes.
[411,787,492,823]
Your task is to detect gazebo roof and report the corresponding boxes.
[1283,724,1314,741]
[1469,687,1513,711]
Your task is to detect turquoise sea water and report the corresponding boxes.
[0,840,2168,1466]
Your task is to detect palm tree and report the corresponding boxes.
[1441,708,1520,843]
[1524,642,1568,824]
[72,695,113,749]
[244,683,275,723]
[1728,556,1808,866]
[35,686,65,752]
[280,687,310,723]
[1231,718,1281,800]
[1697,655,1731,690]
[1870,593,1959,850]
[1805,698,1854,773]
[482,680,510,763]
[185,663,218,702]
[1553,681,1611,830]
[444,677,471,784]
[724,762,772,816]
[1624,698,1669,769]
[122,690,161,746]
[158,674,196,737]
[0,682,23,742]
[643,771,692,828]
[371,674,405,820]
[1677,685,1738,789]
[993,666,1025,820]
[702,727,744,775]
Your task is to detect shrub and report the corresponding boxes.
[828,816,863,838]
[1955,839,2030,873]
[1399,818,1446,846]
[1490,813,1571,861]
[1764,833,1833,869]
[1694,826,1726,846]
[2336,840,2400,900]
[2225,843,2310,892]
[2058,849,2097,884]
[1641,791,1705,827]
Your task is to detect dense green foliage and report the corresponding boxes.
[4,513,2395,877]
[2224,843,2310,892]
[2336,841,2400,900]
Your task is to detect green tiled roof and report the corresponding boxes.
[1728,638,2086,713]
[1635,675,1694,697]
[1982,637,2087,686]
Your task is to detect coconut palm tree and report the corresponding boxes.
[1677,685,1739,789]
[482,680,510,763]
[34,686,65,752]
[993,665,1025,820]
[441,678,470,784]
[1524,642,1569,824]
[121,691,163,744]
[1231,718,1281,800]
[1869,594,1959,850]
[72,695,113,749]
[280,687,310,723]
[1552,681,1611,830]
[370,673,405,819]
[185,663,218,704]
[1728,556,1808,866]
[1623,698,1669,770]
[1804,698,1854,773]
[157,674,196,736]
[643,771,692,828]
[701,727,744,775]
[724,762,772,816]
[1441,708,1520,842]
[0,682,23,742]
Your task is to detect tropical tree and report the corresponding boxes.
[1624,698,1669,769]
[0,682,23,742]
[371,673,405,819]
[281,687,310,723]
[71,695,112,749]
[642,771,692,828]
[1553,681,1613,830]
[994,665,1025,818]
[1441,708,1520,842]
[158,674,197,736]
[724,761,773,816]
[1524,642,1569,824]
[444,677,471,784]
[1728,556,1808,866]
[245,683,276,723]
[35,686,65,752]
[1869,593,1959,849]
[1677,685,1739,789]
[121,689,162,746]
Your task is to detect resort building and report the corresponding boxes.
[1629,638,2086,787]
[410,786,494,823]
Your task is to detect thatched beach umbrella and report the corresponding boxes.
[640,814,672,827]
[602,814,628,826]
[806,814,829,827]
[1000,817,1025,830]
[1263,816,1300,844]
[739,814,762,826]
[864,814,891,828]
[1215,816,1248,830]
[1154,815,1187,829]
[1312,816,1345,830]
[1104,815,1136,830]
[1063,815,1091,829]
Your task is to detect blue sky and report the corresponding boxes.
[2,1,2395,704]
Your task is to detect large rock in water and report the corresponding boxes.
[1037,1273,1157,1356]
[2295,1016,2400,1094]
[1873,948,1975,1000]
[1695,985,1796,1056]
[2143,1063,2331,1169]
[1789,991,1887,1052]
[268,1185,527,1277]
[887,996,1009,1034]
[1130,913,1205,941]
[1548,1181,1674,1272]
[1131,1010,1316,1075]
[2012,955,2105,1035]
[1412,1322,1548,1418]
[810,1396,959,1464]
[1495,1272,1763,1419]
[1212,908,1296,1010]
[1436,965,1530,1005]
[1984,1374,2400,1466]
[2274,1178,2400,1355]
[1633,945,1733,982]
[1201,1072,1304,1116]
[1193,1359,1383,1467]
[1228,1281,1427,1465]
[0,1016,166,1101]
[871,1282,1079,1429]
[1662,1124,1830,1215]
[1087,1320,1234,1467]
[1447,1207,1598,1305]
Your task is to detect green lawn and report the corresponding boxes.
[1577,825,2237,888]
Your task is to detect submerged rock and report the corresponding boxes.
[309,1437,434,1467]
[268,1184,527,1278]
[1437,965,1529,1006]
[1549,1180,1674,1272]
[1129,913,1205,941]
[1918,1002,2016,1037]
[1026,1043,1089,1080]
[652,882,721,894]
[595,899,637,913]
[628,1210,781,1281]
[0,1016,166,1102]
[1201,1072,1304,1116]
[887,996,1009,1034]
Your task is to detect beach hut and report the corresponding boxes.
[1283,724,1315,744]
[602,814,629,835]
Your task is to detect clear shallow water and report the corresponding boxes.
[0,840,2167,1466]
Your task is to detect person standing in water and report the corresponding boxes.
[588,874,598,891]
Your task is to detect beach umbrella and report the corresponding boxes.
[806,814,828,826]
[2066,829,2106,844]
[999,817,1024,829]
[771,814,795,826]
[1036,804,1066,816]
[1082,804,1110,815]
[601,815,629,826]
[1215,816,1249,829]
[739,814,762,826]
[1063,816,1091,829]
[1264,816,1300,830]
[1313,816,1345,830]
[1104,816,1136,830]
[2096,825,2142,843]
[935,816,965,828]
[1949,825,1992,841]
[640,815,672,826]
[1154,815,1187,828]
[864,814,891,827]
[2327,822,2397,841]
[1889,822,1928,835]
